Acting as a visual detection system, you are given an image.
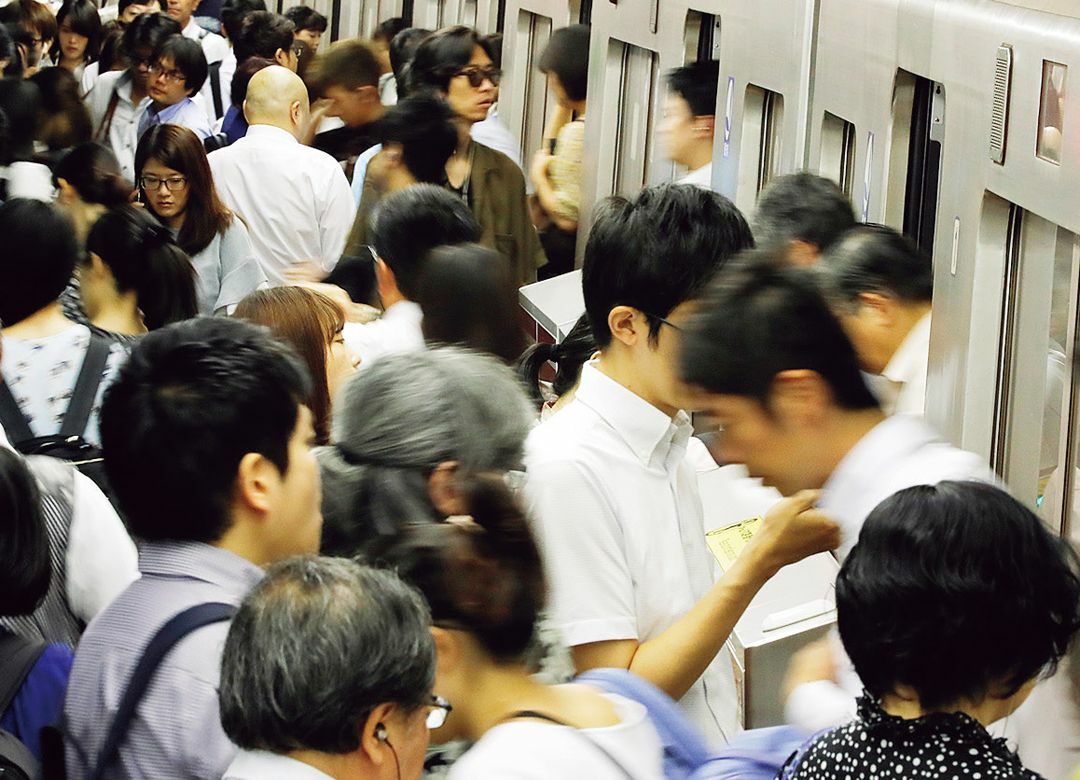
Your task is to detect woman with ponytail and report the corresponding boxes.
[135,124,267,315]
[517,313,596,416]
[378,475,665,780]
[79,204,198,341]
[53,142,133,241]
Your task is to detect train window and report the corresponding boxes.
[579,0,592,25]
[820,112,856,196]
[1037,60,1067,164]
[612,42,658,196]
[517,12,554,169]
[683,10,720,64]
[461,0,478,27]
[736,85,784,210]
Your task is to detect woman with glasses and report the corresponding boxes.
[135,123,267,315]
[404,25,547,286]
[378,475,666,780]
[132,35,212,144]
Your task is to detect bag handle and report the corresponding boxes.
[88,602,237,780]
[60,337,110,439]
[0,632,47,714]
[0,377,34,445]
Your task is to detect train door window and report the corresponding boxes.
[820,112,856,196]
[461,0,478,27]
[736,85,783,211]
[579,0,592,25]
[1037,61,1067,164]
[683,10,720,64]
[517,12,554,168]
[496,0,505,32]
[613,42,658,196]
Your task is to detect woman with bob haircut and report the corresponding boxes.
[135,123,267,315]
[234,287,359,446]
[50,0,101,83]
[784,480,1080,778]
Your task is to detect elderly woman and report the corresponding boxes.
[317,346,533,559]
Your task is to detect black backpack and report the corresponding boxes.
[0,632,48,780]
[0,336,111,499]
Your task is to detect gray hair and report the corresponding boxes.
[219,556,435,755]
[318,346,533,557]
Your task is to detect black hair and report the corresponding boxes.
[418,243,527,365]
[117,0,161,18]
[388,26,430,98]
[283,5,327,33]
[666,59,719,117]
[220,0,266,39]
[370,184,481,300]
[538,24,589,103]
[309,37,380,91]
[0,23,17,76]
[0,107,8,165]
[229,54,273,107]
[323,252,376,307]
[583,183,754,348]
[753,172,857,254]
[28,66,93,150]
[378,475,546,662]
[679,251,880,410]
[821,223,933,306]
[96,22,126,73]
[0,199,81,326]
[50,0,102,65]
[376,93,457,183]
[121,12,181,63]
[517,313,596,405]
[0,449,51,618]
[85,206,199,330]
[838,481,1080,710]
[100,317,312,544]
[156,34,208,94]
[373,16,406,43]
[232,11,295,64]
[407,25,491,93]
[53,142,132,206]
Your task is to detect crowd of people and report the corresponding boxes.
[0,1,1079,779]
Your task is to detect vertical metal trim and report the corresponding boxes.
[649,0,658,33]
[991,205,1025,478]
[990,45,1013,164]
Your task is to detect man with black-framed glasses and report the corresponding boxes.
[133,34,212,142]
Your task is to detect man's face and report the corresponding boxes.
[294,27,321,54]
[323,83,377,128]
[659,93,699,168]
[148,54,192,106]
[165,0,200,28]
[129,45,155,90]
[263,405,323,560]
[120,0,162,25]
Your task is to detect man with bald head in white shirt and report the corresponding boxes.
[208,66,356,285]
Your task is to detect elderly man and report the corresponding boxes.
[219,557,439,780]
[208,66,355,285]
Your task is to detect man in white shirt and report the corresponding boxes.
[660,60,718,189]
[167,0,229,121]
[819,224,933,416]
[524,185,841,746]
[343,184,480,366]
[751,172,857,267]
[209,66,355,285]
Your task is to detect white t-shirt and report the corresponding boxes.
[448,694,665,780]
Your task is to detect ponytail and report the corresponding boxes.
[515,313,597,406]
[53,142,133,207]
[516,341,556,405]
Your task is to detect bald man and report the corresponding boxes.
[208,66,356,285]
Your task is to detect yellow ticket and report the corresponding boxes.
[705,517,763,572]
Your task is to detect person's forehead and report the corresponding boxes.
[467,46,491,66]
[664,93,693,117]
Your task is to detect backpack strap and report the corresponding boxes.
[0,378,34,446]
[208,60,223,119]
[0,632,47,714]
[88,602,237,780]
[95,81,123,144]
[59,337,111,440]
[501,710,636,779]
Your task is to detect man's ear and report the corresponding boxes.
[274,47,290,68]
[694,114,715,136]
[427,460,465,516]
[359,703,397,765]
[856,291,895,327]
[786,238,820,268]
[769,369,832,427]
[607,305,645,348]
[235,451,278,516]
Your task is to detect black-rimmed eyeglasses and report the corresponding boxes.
[426,695,452,729]
[642,312,683,332]
[454,65,501,88]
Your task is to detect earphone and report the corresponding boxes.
[375,724,388,742]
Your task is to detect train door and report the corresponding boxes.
[358,0,406,38]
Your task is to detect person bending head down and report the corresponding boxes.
[232,11,297,70]
[366,94,457,194]
[219,557,436,780]
[752,172,856,266]
[243,64,310,139]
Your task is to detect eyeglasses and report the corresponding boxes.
[291,44,304,57]
[642,312,684,332]
[426,695,452,729]
[148,63,186,83]
[139,175,188,192]
[454,65,501,88]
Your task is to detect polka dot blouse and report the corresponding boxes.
[784,693,1043,779]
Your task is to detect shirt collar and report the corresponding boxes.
[225,750,335,780]
[882,312,931,386]
[137,540,264,595]
[573,362,692,470]
[243,124,301,145]
[145,98,193,123]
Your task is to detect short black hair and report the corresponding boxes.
[0,199,81,326]
[121,11,181,62]
[232,11,294,64]
[538,24,589,102]
[374,17,406,43]
[370,184,481,300]
[0,449,51,617]
[117,0,161,18]
[376,93,457,183]
[821,223,933,307]
[388,26,430,98]
[229,54,273,107]
[408,25,491,93]
[753,172,856,254]
[666,59,719,116]
[220,557,434,754]
[220,0,266,39]
[839,481,1080,710]
[309,37,380,91]
[100,317,312,544]
[679,252,880,410]
[283,5,327,33]
[583,183,753,348]
[53,143,132,207]
[156,34,208,94]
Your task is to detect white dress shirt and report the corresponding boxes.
[880,311,931,416]
[341,300,424,368]
[208,125,356,285]
[182,18,229,123]
[524,363,736,746]
[223,750,334,780]
[471,104,524,171]
[85,69,140,180]
[678,162,712,189]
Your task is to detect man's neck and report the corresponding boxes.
[1,303,73,339]
[251,120,298,140]
[819,408,888,487]
[595,350,679,419]
[884,303,932,368]
[682,142,713,174]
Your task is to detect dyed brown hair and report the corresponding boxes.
[134,123,232,255]
[234,287,345,445]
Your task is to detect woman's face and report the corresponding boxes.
[58,20,88,64]
[140,158,190,224]
[444,45,497,125]
[326,328,360,400]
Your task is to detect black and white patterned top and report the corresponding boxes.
[784,693,1043,779]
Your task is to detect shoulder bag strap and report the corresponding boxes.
[503,710,636,779]
[0,632,47,714]
[59,337,111,439]
[208,60,224,119]
[96,81,123,143]
[88,602,237,780]
[0,378,34,446]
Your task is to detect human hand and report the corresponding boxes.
[782,637,838,699]
[283,260,326,284]
[530,150,553,183]
[749,490,840,576]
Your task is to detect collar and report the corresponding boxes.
[381,300,422,323]
[243,124,300,145]
[225,750,334,780]
[183,18,206,39]
[882,311,931,386]
[573,362,692,470]
[821,414,940,504]
[137,540,263,595]
[144,97,193,123]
